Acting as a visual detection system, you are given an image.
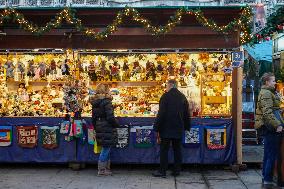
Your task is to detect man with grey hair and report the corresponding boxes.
[152,79,191,178]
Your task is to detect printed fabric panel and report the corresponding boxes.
[205,125,227,150]
[41,126,59,150]
[0,126,13,147]
[183,125,201,148]
[17,126,38,148]
[131,126,155,148]
[116,126,129,148]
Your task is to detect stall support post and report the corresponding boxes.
[232,67,246,172]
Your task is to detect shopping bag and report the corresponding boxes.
[17,126,38,148]
[93,141,102,154]
[0,126,12,147]
[40,126,59,150]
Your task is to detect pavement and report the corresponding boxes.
[0,164,265,189]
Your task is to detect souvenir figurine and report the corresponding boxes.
[179,61,186,76]
[17,61,25,81]
[38,62,47,79]
[50,59,57,80]
[4,60,15,80]
[110,60,120,81]
[56,61,63,80]
[190,59,197,77]
[212,61,219,73]
[27,60,35,78]
[88,61,97,81]
[122,60,130,81]
[61,59,70,75]
[98,60,109,81]
[145,61,156,81]
[33,63,41,81]
[167,61,175,77]
[131,61,142,81]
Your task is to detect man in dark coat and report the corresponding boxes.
[152,79,191,178]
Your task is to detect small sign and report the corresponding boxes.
[232,52,244,62]
[232,61,241,67]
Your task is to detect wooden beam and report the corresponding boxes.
[3,27,238,36]
[0,33,240,49]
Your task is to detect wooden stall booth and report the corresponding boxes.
[0,6,245,167]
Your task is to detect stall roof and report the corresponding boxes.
[0,7,243,49]
[244,41,273,62]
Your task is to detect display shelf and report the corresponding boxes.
[200,73,232,116]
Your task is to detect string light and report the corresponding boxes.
[0,6,253,44]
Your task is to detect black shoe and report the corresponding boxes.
[152,170,166,178]
[171,171,180,177]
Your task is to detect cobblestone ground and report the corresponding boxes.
[0,164,265,189]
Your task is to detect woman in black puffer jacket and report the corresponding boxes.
[91,83,119,176]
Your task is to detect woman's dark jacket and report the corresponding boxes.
[91,94,119,147]
[154,88,191,139]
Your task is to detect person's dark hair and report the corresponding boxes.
[167,79,177,88]
[261,72,275,85]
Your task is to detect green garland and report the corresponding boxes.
[0,6,253,44]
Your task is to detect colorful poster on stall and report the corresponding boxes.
[253,4,266,33]
[41,126,59,150]
[205,125,226,150]
[116,127,129,148]
[131,126,155,148]
[0,126,12,146]
[17,126,38,148]
[183,125,201,147]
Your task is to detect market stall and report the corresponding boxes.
[0,6,248,165]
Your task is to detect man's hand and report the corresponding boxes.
[276,126,283,133]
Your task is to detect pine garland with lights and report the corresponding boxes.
[0,6,253,44]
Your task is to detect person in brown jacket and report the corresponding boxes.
[255,72,284,188]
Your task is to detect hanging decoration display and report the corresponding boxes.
[0,6,253,44]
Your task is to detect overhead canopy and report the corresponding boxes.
[0,7,243,49]
[244,41,273,62]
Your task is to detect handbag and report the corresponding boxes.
[264,110,284,132]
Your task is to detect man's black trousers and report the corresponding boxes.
[159,138,182,173]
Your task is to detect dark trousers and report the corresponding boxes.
[159,138,182,173]
[262,133,281,182]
